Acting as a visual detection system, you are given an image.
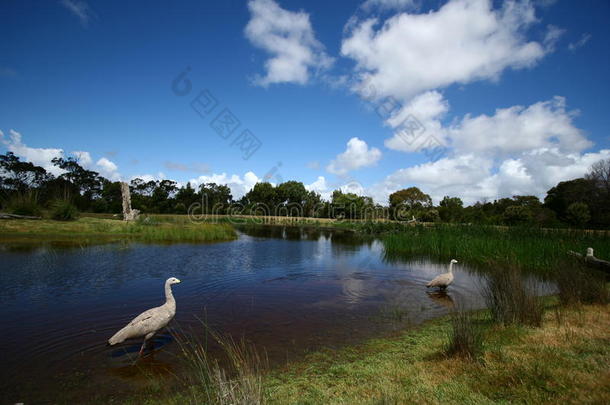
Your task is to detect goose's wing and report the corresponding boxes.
[108,306,166,344]
[427,273,452,287]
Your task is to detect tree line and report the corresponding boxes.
[1,151,609,228]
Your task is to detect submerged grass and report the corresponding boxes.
[0,217,237,243]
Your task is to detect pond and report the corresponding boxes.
[0,225,492,403]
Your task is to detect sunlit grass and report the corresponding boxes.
[0,217,237,243]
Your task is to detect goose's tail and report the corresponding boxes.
[108,326,130,346]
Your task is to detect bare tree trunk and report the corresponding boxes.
[121,182,139,221]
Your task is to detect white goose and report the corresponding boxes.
[426,259,457,290]
[108,277,181,356]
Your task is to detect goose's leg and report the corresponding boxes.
[139,332,156,357]
[138,339,148,357]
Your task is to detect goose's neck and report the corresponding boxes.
[448,262,454,274]
[165,282,176,308]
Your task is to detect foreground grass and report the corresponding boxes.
[0,217,237,243]
[120,301,609,405]
[263,302,609,404]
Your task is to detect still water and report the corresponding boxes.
[1,226,489,403]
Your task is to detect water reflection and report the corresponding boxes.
[0,225,519,403]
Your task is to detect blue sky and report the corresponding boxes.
[1,0,609,204]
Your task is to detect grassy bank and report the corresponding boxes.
[0,217,237,243]
[383,224,610,275]
[122,300,609,405]
[262,302,609,404]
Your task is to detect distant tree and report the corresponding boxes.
[200,182,232,213]
[502,205,532,225]
[544,178,597,223]
[565,202,591,228]
[245,182,277,212]
[389,187,432,209]
[438,196,463,222]
[331,190,374,219]
[0,152,51,193]
[585,158,610,192]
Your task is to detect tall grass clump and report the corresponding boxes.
[556,261,609,306]
[445,309,484,359]
[49,199,79,221]
[483,266,544,327]
[383,224,610,275]
[6,193,42,217]
[176,329,266,405]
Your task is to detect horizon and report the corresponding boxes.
[2,0,610,206]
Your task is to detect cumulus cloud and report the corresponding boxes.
[327,137,382,176]
[1,129,123,180]
[60,0,94,27]
[245,0,333,86]
[342,0,547,101]
[72,151,93,167]
[189,171,261,200]
[384,90,449,152]
[96,157,121,181]
[370,146,610,206]
[449,96,589,156]
[1,129,64,175]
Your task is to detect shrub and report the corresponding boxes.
[557,262,609,306]
[483,266,544,327]
[50,200,79,221]
[6,193,42,217]
[445,310,484,359]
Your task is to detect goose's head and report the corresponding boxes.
[450,259,458,264]
[167,277,181,285]
[586,248,594,257]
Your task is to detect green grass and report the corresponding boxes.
[121,301,609,405]
[382,224,610,275]
[0,216,237,244]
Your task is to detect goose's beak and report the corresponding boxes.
[176,279,181,283]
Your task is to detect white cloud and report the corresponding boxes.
[342,0,547,101]
[370,148,610,206]
[245,0,333,86]
[384,90,449,152]
[327,137,382,176]
[189,171,261,200]
[0,129,64,175]
[60,0,93,27]
[72,151,92,167]
[568,33,591,51]
[96,157,120,181]
[306,176,327,193]
[449,96,589,156]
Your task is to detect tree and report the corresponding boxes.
[245,182,277,212]
[502,205,532,225]
[544,178,597,223]
[200,183,232,213]
[0,152,51,193]
[438,196,463,222]
[389,187,432,209]
[586,158,610,192]
[330,190,374,219]
[565,202,591,228]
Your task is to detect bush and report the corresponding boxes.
[446,310,484,359]
[557,262,609,306]
[50,200,79,221]
[483,266,544,327]
[6,194,42,217]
